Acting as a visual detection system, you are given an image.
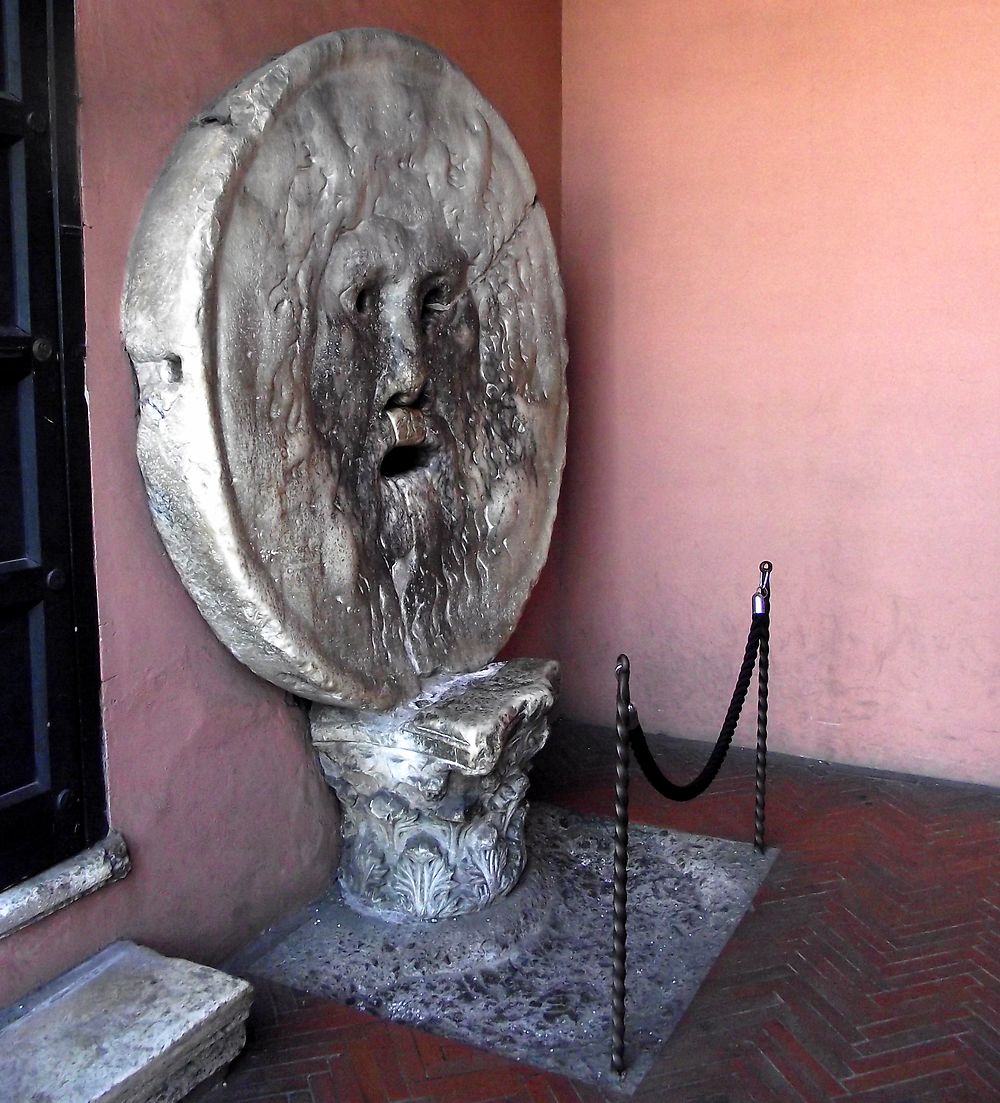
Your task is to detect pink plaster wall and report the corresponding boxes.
[0,0,561,1007]
[560,0,1000,785]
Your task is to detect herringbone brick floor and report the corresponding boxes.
[206,724,999,1103]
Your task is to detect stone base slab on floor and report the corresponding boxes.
[232,803,775,1092]
[0,941,253,1103]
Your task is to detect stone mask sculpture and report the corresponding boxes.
[123,29,567,921]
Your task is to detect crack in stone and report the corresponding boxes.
[470,195,540,290]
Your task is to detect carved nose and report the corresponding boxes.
[379,305,428,409]
[386,372,426,408]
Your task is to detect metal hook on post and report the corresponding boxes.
[753,560,772,617]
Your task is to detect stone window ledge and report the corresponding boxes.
[0,831,130,940]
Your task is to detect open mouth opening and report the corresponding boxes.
[380,444,433,480]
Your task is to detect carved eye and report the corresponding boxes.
[355,285,376,315]
[341,283,378,318]
[421,283,452,327]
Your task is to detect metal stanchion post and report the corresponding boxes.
[753,562,771,853]
[611,656,631,1077]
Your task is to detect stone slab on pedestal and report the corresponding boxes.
[311,658,558,921]
[0,941,253,1103]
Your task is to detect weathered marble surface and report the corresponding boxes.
[232,804,777,1091]
[0,942,252,1103]
[0,830,129,940]
[122,29,567,710]
[312,659,557,920]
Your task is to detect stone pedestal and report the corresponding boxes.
[311,659,558,922]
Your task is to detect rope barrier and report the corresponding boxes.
[610,562,772,1078]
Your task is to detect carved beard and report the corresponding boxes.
[339,417,473,678]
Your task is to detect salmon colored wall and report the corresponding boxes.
[0,0,561,1007]
[559,0,1000,785]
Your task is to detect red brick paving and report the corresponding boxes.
[206,727,999,1102]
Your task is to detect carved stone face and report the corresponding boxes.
[123,30,567,708]
[315,211,478,564]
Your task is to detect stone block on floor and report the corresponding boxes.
[0,941,252,1103]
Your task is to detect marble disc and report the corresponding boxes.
[123,29,567,708]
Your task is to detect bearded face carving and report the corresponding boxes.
[123,30,566,708]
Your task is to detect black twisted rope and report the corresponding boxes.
[624,614,765,802]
